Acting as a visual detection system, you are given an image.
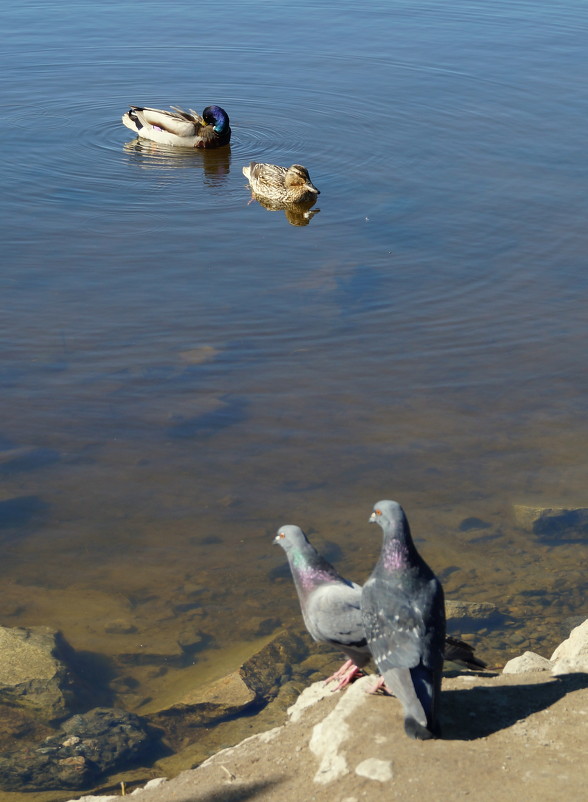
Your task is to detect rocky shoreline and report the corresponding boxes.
[0,581,585,798]
[55,617,587,801]
[0,596,504,794]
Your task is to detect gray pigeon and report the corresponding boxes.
[274,524,483,692]
[361,500,446,740]
[273,525,371,688]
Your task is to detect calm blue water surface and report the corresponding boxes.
[1,0,587,770]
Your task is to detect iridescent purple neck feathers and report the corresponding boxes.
[369,499,421,574]
[295,563,338,593]
[274,524,342,592]
[382,537,412,571]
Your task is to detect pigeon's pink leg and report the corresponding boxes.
[324,659,353,685]
[324,660,365,691]
[333,664,365,690]
[366,676,392,695]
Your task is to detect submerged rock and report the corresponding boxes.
[513,504,588,540]
[0,703,54,753]
[0,707,156,791]
[446,600,498,622]
[239,631,308,702]
[459,517,492,532]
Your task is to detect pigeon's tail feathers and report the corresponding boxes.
[410,663,438,725]
[404,717,437,740]
[382,668,428,728]
[444,636,487,670]
[383,665,441,739]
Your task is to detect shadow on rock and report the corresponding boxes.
[160,778,283,802]
[441,673,588,740]
[70,649,119,708]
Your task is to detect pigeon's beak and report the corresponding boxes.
[369,512,377,523]
[272,535,280,545]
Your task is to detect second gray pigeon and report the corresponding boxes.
[274,524,483,691]
[274,525,370,688]
[361,499,446,740]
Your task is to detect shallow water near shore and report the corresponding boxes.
[1,0,588,795]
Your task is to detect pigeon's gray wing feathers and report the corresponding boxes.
[305,581,365,649]
[361,576,432,668]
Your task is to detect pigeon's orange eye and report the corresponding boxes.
[375,509,381,515]
[279,532,285,538]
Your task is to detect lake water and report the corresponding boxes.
[1,0,588,790]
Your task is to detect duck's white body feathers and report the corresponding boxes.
[121,105,231,148]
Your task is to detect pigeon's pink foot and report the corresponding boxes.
[333,665,365,690]
[324,660,365,691]
[367,676,392,695]
[324,659,353,685]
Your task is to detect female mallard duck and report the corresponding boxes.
[121,105,231,148]
[243,162,320,204]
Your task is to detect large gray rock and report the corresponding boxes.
[0,626,88,720]
[551,619,588,674]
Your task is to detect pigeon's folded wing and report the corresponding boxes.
[306,582,366,649]
[361,582,424,669]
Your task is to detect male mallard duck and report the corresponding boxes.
[242,162,320,204]
[121,105,231,148]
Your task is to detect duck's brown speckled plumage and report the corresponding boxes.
[243,162,320,204]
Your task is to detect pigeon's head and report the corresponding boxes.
[273,524,309,554]
[369,499,404,527]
